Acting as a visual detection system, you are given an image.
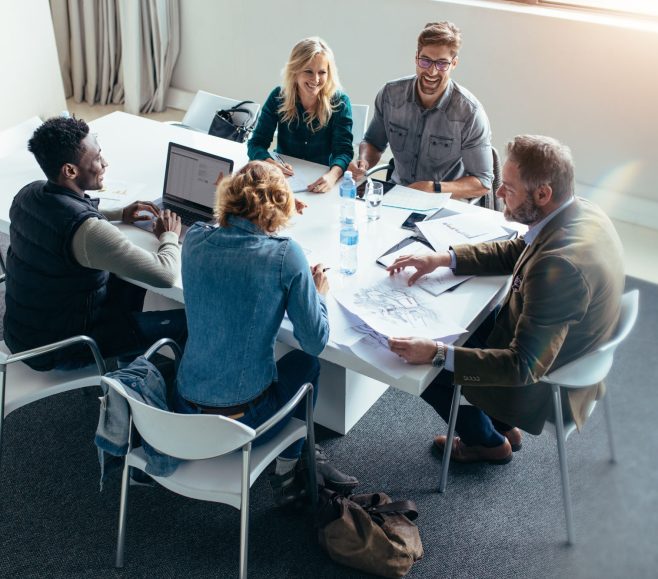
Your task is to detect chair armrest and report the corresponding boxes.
[3,335,106,375]
[364,164,390,178]
[143,338,182,372]
[254,382,313,438]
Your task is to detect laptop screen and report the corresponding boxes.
[162,142,234,216]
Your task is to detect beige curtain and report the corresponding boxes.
[49,0,179,113]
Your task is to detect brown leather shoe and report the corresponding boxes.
[433,435,513,465]
[502,427,522,452]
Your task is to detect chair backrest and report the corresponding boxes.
[0,116,42,159]
[182,90,246,133]
[351,104,369,147]
[103,377,256,460]
[491,146,504,212]
[540,289,639,388]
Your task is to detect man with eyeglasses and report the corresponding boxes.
[348,21,493,201]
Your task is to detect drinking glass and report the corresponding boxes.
[365,181,384,221]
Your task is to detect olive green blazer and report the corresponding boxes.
[452,198,624,434]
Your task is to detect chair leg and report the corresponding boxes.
[305,389,318,508]
[239,443,252,579]
[552,384,575,546]
[439,383,461,493]
[0,367,6,471]
[115,458,131,567]
[601,392,617,464]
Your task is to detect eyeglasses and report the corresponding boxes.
[416,56,454,72]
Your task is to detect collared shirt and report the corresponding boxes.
[364,76,493,188]
[444,196,576,371]
[248,87,354,171]
[177,216,329,406]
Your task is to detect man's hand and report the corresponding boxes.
[153,208,182,238]
[294,197,308,214]
[311,263,329,296]
[388,337,439,365]
[265,157,294,176]
[121,201,160,224]
[386,252,451,285]
[347,159,369,182]
[407,181,435,193]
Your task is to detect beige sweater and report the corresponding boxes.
[71,210,180,288]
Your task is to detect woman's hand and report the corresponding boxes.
[307,166,343,193]
[311,263,329,295]
[265,157,294,176]
[294,197,308,214]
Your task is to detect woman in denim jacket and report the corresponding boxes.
[176,161,357,505]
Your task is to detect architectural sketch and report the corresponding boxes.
[352,284,439,329]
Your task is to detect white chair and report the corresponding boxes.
[107,338,318,578]
[173,90,260,134]
[437,289,640,545]
[0,116,42,159]
[351,104,369,149]
[0,335,106,468]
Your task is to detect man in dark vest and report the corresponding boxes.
[4,116,186,370]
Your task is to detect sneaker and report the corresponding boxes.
[302,444,359,495]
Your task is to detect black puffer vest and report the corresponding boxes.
[3,181,110,368]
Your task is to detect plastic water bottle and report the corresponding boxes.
[339,224,359,276]
[339,171,357,225]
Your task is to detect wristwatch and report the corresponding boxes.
[434,181,442,193]
[432,341,446,370]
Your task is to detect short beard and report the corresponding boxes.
[504,194,541,225]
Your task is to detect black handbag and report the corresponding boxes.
[208,100,259,143]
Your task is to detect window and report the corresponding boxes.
[511,1,658,18]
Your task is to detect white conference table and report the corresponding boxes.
[0,112,516,434]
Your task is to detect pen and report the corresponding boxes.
[322,267,331,272]
[271,152,286,166]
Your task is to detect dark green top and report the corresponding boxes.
[247,87,354,170]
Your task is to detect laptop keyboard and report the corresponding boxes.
[163,204,210,226]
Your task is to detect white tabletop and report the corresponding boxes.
[0,111,515,396]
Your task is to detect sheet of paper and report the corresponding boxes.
[376,240,434,268]
[415,268,473,297]
[383,189,451,212]
[416,212,510,251]
[333,269,466,340]
[288,174,309,193]
[349,325,408,379]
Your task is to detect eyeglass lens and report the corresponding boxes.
[417,57,451,72]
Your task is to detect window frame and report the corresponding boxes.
[504,0,658,19]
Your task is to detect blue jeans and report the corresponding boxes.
[56,275,187,370]
[176,349,320,459]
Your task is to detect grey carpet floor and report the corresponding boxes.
[0,234,656,577]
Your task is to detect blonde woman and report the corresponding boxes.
[176,161,358,506]
[247,37,354,193]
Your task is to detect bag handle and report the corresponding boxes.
[366,500,419,521]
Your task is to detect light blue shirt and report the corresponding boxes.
[177,217,329,406]
[444,196,575,371]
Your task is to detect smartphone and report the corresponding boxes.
[400,212,428,230]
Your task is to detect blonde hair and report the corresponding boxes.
[278,37,341,132]
[215,161,294,233]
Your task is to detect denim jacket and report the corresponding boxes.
[177,217,329,406]
[95,356,182,488]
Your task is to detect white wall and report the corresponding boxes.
[0,0,66,131]
[170,0,658,228]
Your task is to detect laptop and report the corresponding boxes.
[146,142,234,239]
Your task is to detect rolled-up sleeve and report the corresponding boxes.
[327,93,354,171]
[363,86,388,152]
[460,106,493,190]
